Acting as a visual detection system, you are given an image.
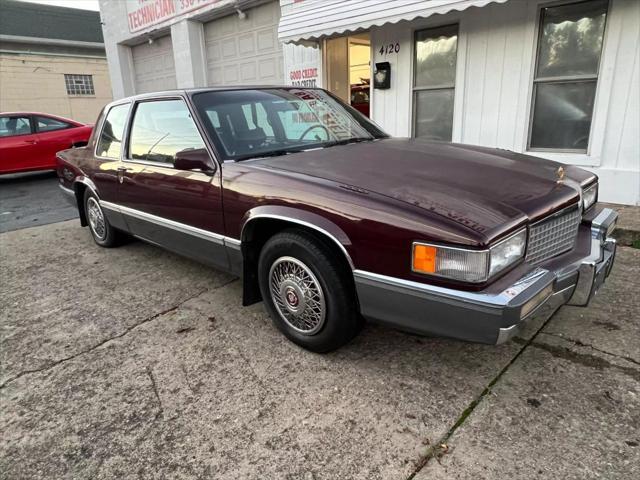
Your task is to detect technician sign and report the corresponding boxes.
[126,0,230,33]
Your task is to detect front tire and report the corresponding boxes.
[258,230,361,352]
[84,189,121,247]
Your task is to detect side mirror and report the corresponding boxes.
[174,148,215,175]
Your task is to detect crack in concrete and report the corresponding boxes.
[146,366,164,421]
[540,331,640,366]
[530,339,640,382]
[407,322,640,478]
[0,286,219,389]
[406,318,556,478]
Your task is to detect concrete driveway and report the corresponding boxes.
[1,219,638,479]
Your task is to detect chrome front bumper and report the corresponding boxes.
[354,208,618,345]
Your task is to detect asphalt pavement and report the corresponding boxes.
[0,171,78,233]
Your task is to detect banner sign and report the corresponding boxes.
[288,67,318,87]
[284,42,321,88]
[126,0,230,33]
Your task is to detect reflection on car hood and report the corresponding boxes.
[253,138,593,237]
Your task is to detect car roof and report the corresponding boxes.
[0,112,84,125]
[106,86,326,107]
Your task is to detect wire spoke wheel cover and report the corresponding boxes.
[269,256,326,335]
[87,197,106,240]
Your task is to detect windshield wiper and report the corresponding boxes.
[235,147,307,161]
[233,138,371,161]
[327,137,371,147]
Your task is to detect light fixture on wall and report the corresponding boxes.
[147,36,154,45]
[236,8,246,20]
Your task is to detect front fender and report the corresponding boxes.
[240,205,355,269]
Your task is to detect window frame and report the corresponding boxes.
[526,0,609,154]
[94,102,132,161]
[411,23,460,141]
[64,74,95,96]
[0,115,34,138]
[124,97,210,169]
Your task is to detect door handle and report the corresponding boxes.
[24,140,38,144]
[116,166,132,184]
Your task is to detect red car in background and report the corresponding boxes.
[0,112,93,174]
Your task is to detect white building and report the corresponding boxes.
[99,0,639,205]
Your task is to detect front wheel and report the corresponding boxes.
[84,189,122,247]
[258,230,362,352]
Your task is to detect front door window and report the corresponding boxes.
[128,99,206,165]
[0,116,32,137]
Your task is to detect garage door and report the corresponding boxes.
[204,1,283,86]
[132,35,177,94]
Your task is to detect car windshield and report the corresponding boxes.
[191,88,387,161]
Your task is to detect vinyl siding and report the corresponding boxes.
[370,0,639,204]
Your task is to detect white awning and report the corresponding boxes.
[279,0,510,43]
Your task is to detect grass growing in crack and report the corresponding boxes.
[407,315,558,479]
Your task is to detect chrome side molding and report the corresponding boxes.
[98,200,241,247]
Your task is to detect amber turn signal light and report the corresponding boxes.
[413,244,437,273]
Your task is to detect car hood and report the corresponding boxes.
[252,138,594,239]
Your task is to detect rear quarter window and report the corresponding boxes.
[96,104,129,159]
[35,116,72,132]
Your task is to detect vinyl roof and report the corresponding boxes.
[0,0,104,43]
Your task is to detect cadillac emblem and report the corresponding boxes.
[556,166,565,183]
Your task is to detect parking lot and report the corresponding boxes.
[0,172,78,233]
[1,175,639,479]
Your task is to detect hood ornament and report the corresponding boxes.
[556,166,565,183]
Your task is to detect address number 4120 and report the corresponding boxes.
[379,43,400,55]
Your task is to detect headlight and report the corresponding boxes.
[412,229,526,283]
[489,229,527,277]
[582,183,597,211]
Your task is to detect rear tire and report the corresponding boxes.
[83,189,122,248]
[258,229,361,353]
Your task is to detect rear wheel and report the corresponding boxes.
[84,189,121,247]
[258,230,361,352]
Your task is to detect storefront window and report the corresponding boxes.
[528,0,608,151]
[413,25,458,141]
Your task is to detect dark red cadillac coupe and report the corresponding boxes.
[57,87,617,352]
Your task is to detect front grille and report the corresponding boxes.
[525,205,581,264]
